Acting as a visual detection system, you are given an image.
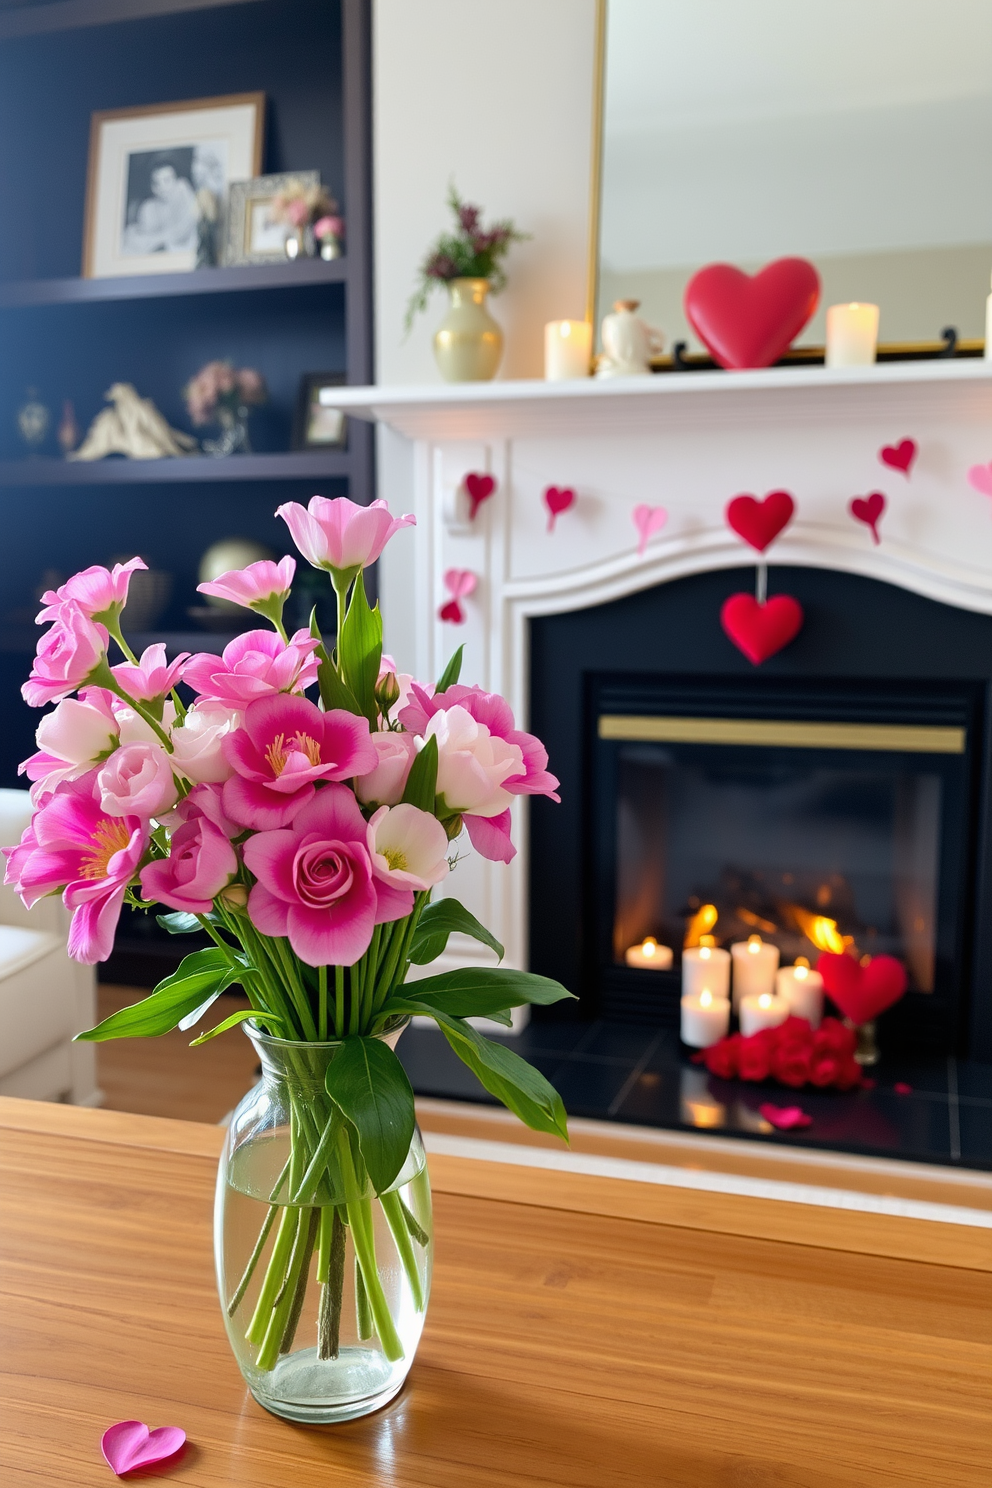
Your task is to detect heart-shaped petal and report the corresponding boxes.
[850,491,886,544]
[632,504,668,556]
[817,952,907,1024]
[967,462,992,498]
[879,438,916,476]
[543,485,575,532]
[720,593,803,665]
[725,490,795,551]
[684,258,820,369]
[443,568,477,600]
[101,1421,186,1476]
[759,1103,812,1131]
[464,471,496,519]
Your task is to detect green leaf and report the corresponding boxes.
[324,1036,416,1195]
[408,896,504,965]
[156,911,203,935]
[75,948,244,1042]
[401,734,438,812]
[435,644,463,692]
[390,965,574,1019]
[430,1011,568,1142]
[339,572,382,725]
[189,1008,286,1046]
[310,606,363,716]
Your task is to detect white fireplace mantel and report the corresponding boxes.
[334,361,992,997]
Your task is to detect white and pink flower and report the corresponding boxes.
[183,628,320,708]
[355,730,417,806]
[19,692,120,798]
[36,557,146,625]
[97,741,178,819]
[170,703,241,785]
[23,604,109,708]
[367,804,450,891]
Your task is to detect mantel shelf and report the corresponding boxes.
[332,360,992,441]
[0,257,349,309]
[0,450,352,486]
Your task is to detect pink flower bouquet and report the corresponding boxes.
[4,496,569,1409]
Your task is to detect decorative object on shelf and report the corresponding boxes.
[543,485,575,533]
[626,936,673,970]
[195,184,221,268]
[693,1016,862,1090]
[720,591,804,665]
[879,438,917,476]
[681,943,731,1000]
[680,988,730,1047]
[825,303,879,368]
[632,504,667,556]
[224,170,321,265]
[83,92,264,278]
[5,497,569,1425]
[184,360,267,457]
[986,270,992,361]
[596,299,663,378]
[16,387,50,450]
[406,187,527,381]
[57,399,79,457]
[439,567,477,624]
[776,960,823,1028]
[268,177,339,260]
[198,538,276,612]
[850,491,886,544]
[758,1103,812,1131]
[292,373,346,451]
[68,383,197,461]
[101,1421,186,1477]
[725,490,795,551]
[816,950,907,1028]
[544,320,593,380]
[683,258,820,370]
[967,461,992,499]
[314,214,345,261]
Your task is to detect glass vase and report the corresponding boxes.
[202,404,252,457]
[215,1026,432,1424]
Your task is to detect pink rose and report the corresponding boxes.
[243,785,412,966]
[111,643,189,702]
[20,693,120,797]
[23,604,109,708]
[164,782,241,839]
[276,496,415,579]
[170,703,241,784]
[36,557,147,624]
[222,693,377,829]
[140,817,238,914]
[183,628,320,708]
[98,742,178,819]
[355,730,417,805]
[367,804,450,891]
[197,555,295,613]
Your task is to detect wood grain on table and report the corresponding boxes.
[1,1097,989,1487]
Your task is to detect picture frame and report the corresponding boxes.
[224,171,321,266]
[292,372,347,451]
[82,92,265,279]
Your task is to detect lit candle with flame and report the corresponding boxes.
[680,985,731,1048]
[776,957,824,1027]
[730,934,780,1010]
[739,988,789,1037]
[544,319,593,380]
[682,942,731,1000]
[625,936,673,970]
[825,302,879,368]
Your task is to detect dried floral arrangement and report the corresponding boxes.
[405,186,528,330]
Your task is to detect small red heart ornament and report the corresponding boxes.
[850,491,886,544]
[543,485,575,533]
[879,439,916,476]
[721,593,804,665]
[817,952,908,1024]
[101,1421,186,1476]
[967,462,992,498]
[684,258,820,369]
[464,471,496,520]
[726,490,795,551]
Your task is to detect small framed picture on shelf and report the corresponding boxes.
[83,92,265,279]
[292,373,347,451]
[224,171,322,265]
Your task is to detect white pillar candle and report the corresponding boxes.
[825,303,879,368]
[730,936,780,1010]
[680,989,731,1048]
[544,319,592,380]
[776,963,824,1028]
[681,944,731,1000]
[739,991,789,1037]
[625,936,673,970]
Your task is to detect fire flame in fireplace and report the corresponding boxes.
[785,904,848,955]
[684,903,718,948]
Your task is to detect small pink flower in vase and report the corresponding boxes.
[314,214,345,260]
[183,359,267,457]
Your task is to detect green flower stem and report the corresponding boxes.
[317,1208,347,1360]
[226,1156,291,1318]
[334,965,345,1038]
[270,937,318,1041]
[355,1259,373,1341]
[363,926,383,1027]
[94,668,175,753]
[104,617,139,666]
[336,1126,404,1361]
[254,1208,306,1369]
[291,1113,341,1205]
[318,965,328,1041]
[348,964,360,1036]
[279,1207,320,1357]
[245,1203,299,1347]
[380,1188,424,1311]
[316,1203,333,1284]
[400,1195,431,1248]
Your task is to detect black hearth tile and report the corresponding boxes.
[954,1058,992,1102]
[497,1019,591,1059]
[871,1056,949,1098]
[397,1024,561,1106]
[551,1057,640,1119]
[611,1065,683,1126]
[570,1020,663,1062]
[957,1103,992,1168]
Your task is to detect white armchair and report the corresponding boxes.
[0,788,101,1105]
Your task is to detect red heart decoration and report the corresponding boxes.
[464,471,496,519]
[879,439,916,476]
[721,593,803,665]
[101,1421,187,1476]
[439,598,465,624]
[543,485,575,533]
[759,1103,812,1131]
[726,490,795,552]
[817,952,908,1024]
[850,491,886,544]
[684,258,820,370]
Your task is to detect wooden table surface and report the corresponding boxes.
[2,1097,990,1487]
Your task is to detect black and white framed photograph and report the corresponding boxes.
[224,171,321,265]
[83,92,264,278]
[292,372,347,450]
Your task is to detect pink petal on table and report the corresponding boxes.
[632,504,667,556]
[101,1421,186,1476]
[893,1081,913,1095]
[758,1102,812,1131]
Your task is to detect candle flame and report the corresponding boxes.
[700,990,713,1007]
[640,938,657,959]
[747,934,762,954]
[560,321,571,338]
[699,946,711,960]
[758,993,772,1009]
[794,964,808,981]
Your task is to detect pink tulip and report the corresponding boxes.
[197,555,296,614]
[367,804,450,890]
[183,628,320,708]
[36,557,147,624]
[170,703,241,784]
[19,694,120,797]
[2,772,148,963]
[222,693,377,829]
[23,604,109,708]
[111,643,189,702]
[98,742,178,819]
[276,496,415,579]
[243,785,412,966]
[355,730,417,805]
[140,817,238,913]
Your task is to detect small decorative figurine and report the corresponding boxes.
[596,300,664,377]
[68,383,198,461]
[16,387,50,451]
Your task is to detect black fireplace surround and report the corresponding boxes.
[528,565,992,1063]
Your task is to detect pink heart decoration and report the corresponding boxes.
[684,258,820,369]
[439,568,477,625]
[850,491,886,545]
[720,593,804,665]
[879,439,917,476]
[759,1103,812,1131]
[817,952,907,1025]
[543,485,575,533]
[725,491,795,552]
[967,462,992,498]
[464,471,496,520]
[632,504,668,556]
[101,1421,186,1477]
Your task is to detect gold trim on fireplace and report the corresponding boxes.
[598,715,966,753]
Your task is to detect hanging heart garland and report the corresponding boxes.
[849,491,886,544]
[816,951,907,1025]
[720,592,804,665]
[464,472,496,520]
[725,490,795,551]
[438,568,477,624]
[879,439,917,477]
[632,504,668,556]
[967,462,992,498]
[543,485,575,533]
